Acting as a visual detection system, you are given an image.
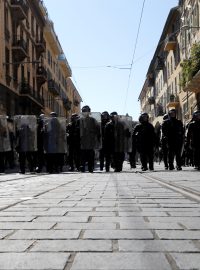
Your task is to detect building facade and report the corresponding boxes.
[139,0,200,126]
[0,0,82,118]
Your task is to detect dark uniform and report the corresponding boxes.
[15,116,37,174]
[187,110,200,170]
[79,106,101,173]
[36,114,45,173]
[104,112,128,172]
[133,113,156,171]
[66,114,80,171]
[99,111,110,171]
[161,109,184,170]
[160,114,169,169]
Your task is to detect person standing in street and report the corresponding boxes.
[133,112,156,171]
[104,112,128,172]
[79,105,101,173]
[161,109,184,170]
[99,111,110,171]
[160,114,169,170]
[186,110,200,170]
[66,113,80,171]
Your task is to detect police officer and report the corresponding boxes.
[99,111,110,171]
[35,114,45,173]
[161,109,184,170]
[79,105,101,173]
[161,114,169,169]
[66,113,80,171]
[104,112,127,172]
[15,115,37,174]
[187,110,200,170]
[133,112,156,171]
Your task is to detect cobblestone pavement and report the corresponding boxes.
[0,163,200,270]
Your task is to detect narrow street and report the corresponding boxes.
[0,163,200,270]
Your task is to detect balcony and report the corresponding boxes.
[63,98,72,111]
[12,36,28,62]
[166,94,180,108]
[183,70,200,93]
[164,35,177,51]
[35,38,46,58]
[58,54,72,77]
[147,74,154,87]
[10,0,28,21]
[155,56,164,71]
[44,19,60,54]
[36,66,47,86]
[20,81,44,107]
[48,79,59,96]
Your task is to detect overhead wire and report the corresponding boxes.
[123,0,146,113]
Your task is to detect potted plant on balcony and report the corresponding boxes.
[180,42,200,87]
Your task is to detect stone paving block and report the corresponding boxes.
[170,253,200,269]
[142,207,200,212]
[21,199,62,204]
[168,211,200,217]
[0,240,34,252]
[83,229,153,239]
[0,216,34,222]
[31,239,112,252]
[66,211,116,217]
[119,239,199,252]
[0,252,69,270]
[0,222,55,230]
[120,221,182,230]
[160,203,200,208]
[58,207,93,212]
[70,253,171,270]
[34,216,89,222]
[180,221,200,229]
[118,211,168,217]
[0,230,13,239]
[8,229,81,240]
[156,230,200,239]
[3,207,49,212]
[55,222,116,230]
[54,200,78,206]
[91,217,145,223]
[148,217,200,223]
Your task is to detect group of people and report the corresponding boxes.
[0,106,200,174]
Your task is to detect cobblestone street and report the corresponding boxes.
[0,163,200,270]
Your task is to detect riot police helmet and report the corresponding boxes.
[139,112,149,123]
[50,112,57,117]
[82,105,91,112]
[101,111,110,120]
[168,109,176,118]
[71,113,79,121]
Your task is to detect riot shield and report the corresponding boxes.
[43,117,67,154]
[14,115,37,152]
[119,115,133,153]
[0,116,11,152]
[79,112,102,150]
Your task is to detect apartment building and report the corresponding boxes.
[0,0,81,118]
[139,0,200,125]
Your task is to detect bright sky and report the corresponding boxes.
[44,0,178,120]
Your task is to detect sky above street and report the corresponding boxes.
[44,0,178,120]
